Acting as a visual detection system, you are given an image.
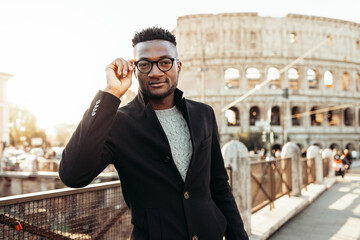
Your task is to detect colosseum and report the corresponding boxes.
[174,13,360,154]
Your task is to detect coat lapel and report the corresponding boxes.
[178,98,201,185]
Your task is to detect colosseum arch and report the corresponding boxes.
[271,106,281,126]
[224,68,240,89]
[288,68,300,90]
[246,67,261,89]
[307,69,319,89]
[327,108,340,126]
[291,106,301,126]
[356,73,360,91]
[330,143,340,150]
[310,106,323,126]
[341,72,351,91]
[288,32,297,43]
[324,70,335,89]
[267,67,281,89]
[249,106,261,126]
[344,108,354,126]
[272,144,282,152]
[314,143,322,148]
[345,142,355,151]
[225,107,240,126]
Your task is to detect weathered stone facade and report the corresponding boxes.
[174,13,360,152]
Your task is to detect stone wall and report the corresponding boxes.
[174,13,360,151]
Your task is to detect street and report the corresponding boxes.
[269,161,360,240]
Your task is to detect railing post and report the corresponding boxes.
[307,145,323,183]
[302,159,308,190]
[281,142,301,196]
[269,162,275,209]
[322,148,334,177]
[221,140,251,235]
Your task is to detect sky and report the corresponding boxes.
[1,0,359,129]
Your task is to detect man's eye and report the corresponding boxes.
[160,60,171,65]
[139,62,150,67]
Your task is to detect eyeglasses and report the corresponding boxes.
[134,57,177,74]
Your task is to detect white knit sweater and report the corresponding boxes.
[155,106,193,181]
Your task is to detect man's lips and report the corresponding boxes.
[149,80,167,87]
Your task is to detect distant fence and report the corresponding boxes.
[0,181,131,239]
[250,158,292,213]
[301,158,316,190]
[226,154,332,213]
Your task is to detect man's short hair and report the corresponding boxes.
[132,26,177,47]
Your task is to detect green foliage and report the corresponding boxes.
[232,131,264,151]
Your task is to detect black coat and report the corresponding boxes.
[59,89,248,240]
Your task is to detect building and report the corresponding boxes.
[175,13,360,152]
[0,72,12,156]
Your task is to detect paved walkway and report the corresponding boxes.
[268,161,360,240]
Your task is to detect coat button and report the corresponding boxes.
[184,191,190,200]
[192,235,198,240]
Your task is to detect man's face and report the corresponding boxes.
[134,40,181,100]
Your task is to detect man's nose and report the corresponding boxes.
[148,63,164,77]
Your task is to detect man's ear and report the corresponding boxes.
[177,61,182,73]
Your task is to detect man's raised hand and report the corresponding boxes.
[104,58,136,98]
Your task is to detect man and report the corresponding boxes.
[59,27,248,240]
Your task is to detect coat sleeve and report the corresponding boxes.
[209,109,249,240]
[59,91,121,188]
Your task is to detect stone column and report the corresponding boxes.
[281,142,302,196]
[221,140,251,234]
[322,148,334,177]
[307,145,323,183]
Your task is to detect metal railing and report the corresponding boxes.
[250,158,292,213]
[0,181,132,239]
[301,157,316,190]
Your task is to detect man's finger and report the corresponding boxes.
[119,58,130,77]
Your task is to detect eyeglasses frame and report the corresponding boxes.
[134,57,179,74]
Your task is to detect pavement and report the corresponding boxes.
[249,160,360,240]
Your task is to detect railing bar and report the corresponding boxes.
[0,181,121,206]
[251,172,273,203]
[250,173,263,205]
[274,164,291,191]
[251,200,271,213]
[0,214,73,239]
[93,207,127,240]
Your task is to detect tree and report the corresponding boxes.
[8,104,48,148]
[232,131,264,151]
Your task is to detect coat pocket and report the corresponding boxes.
[146,209,162,240]
[131,206,146,229]
[208,199,227,236]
